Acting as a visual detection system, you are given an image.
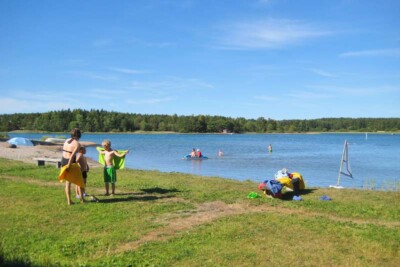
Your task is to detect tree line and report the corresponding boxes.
[1,109,399,133]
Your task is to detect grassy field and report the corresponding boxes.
[0,158,399,267]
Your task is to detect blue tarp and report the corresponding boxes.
[7,137,34,146]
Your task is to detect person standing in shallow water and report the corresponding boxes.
[196,148,202,157]
[268,144,273,153]
[190,148,196,157]
[61,128,84,205]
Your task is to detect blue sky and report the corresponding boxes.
[0,0,399,119]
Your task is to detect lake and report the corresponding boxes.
[8,132,400,189]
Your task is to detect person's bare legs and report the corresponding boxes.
[79,186,85,203]
[75,185,79,198]
[105,182,109,196]
[81,181,86,196]
[111,183,115,195]
[65,181,72,205]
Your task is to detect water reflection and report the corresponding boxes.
[189,159,203,175]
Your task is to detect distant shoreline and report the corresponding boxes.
[5,130,399,135]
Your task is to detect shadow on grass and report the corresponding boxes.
[141,187,181,194]
[91,187,182,203]
[0,253,33,267]
[96,194,176,203]
[281,188,316,201]
[116,192,147,196]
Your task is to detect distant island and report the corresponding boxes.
[1,109,399,134]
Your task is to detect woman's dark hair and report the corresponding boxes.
[70,128,82,140]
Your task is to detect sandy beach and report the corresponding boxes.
[0,141,101,167]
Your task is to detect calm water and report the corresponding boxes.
[9,133,400,189]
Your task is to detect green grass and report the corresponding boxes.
[1,158,399,266]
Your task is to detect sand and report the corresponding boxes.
[0,141,101,167]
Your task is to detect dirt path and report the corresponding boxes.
[115,199,400,253]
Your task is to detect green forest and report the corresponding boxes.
[1,109,399,133]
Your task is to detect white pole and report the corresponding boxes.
[337,140,347,186]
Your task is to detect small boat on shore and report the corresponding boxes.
[183,155,208,160]
[45,137,66,144]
